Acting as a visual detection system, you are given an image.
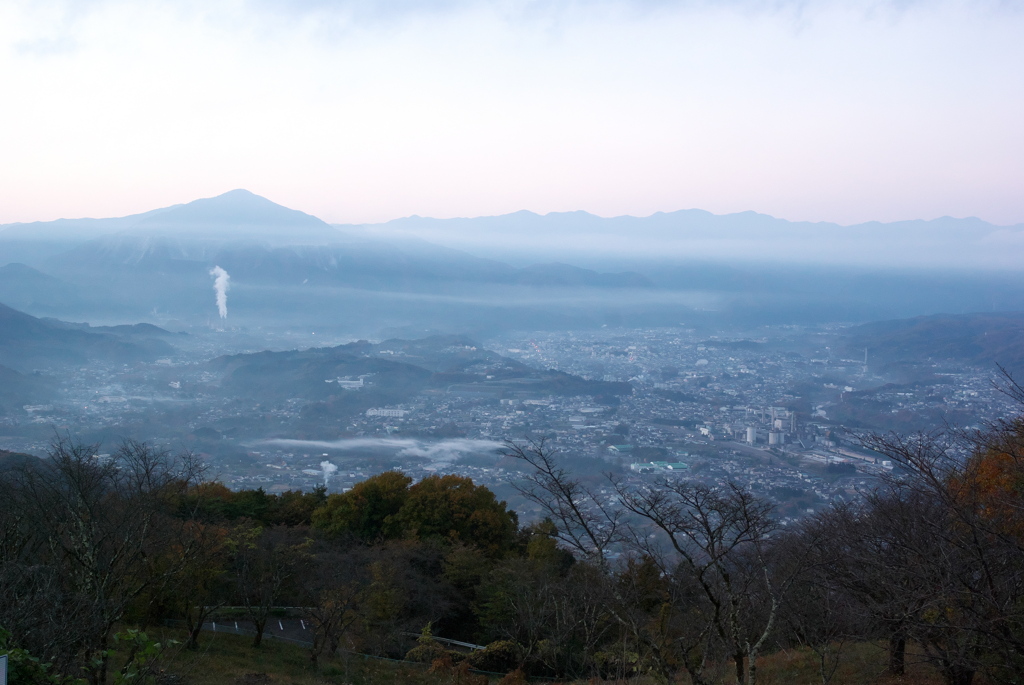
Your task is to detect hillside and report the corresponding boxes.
[0,302,177,371]
[840,311,1024,374]
[142,625,946,685]
[0,262,82,313]
[0,364,52,412]
[209,335,631,415]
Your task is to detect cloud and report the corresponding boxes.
[259,437,505,462]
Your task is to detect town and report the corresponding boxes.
[1,322,1014,527]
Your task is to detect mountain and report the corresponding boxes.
[0,302,177,371]
[0,190,341,266]
[839,312,1024,375]
[346,209,1024,270]
[5,191,1021,334]
[0,190,340,245]
[0,363,52,412]
[0,263,82,313]
[0,449,43,470]
[9,190,635,289]
[511,263,649,288]
[209,335,631,419]
[0,191,654,329]
[113,189,342,245]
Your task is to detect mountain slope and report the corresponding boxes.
[840,312,1024,374]
[119,189,342,244]
[208,335,631,419]
[0,363,52,412]
[0,302,177,371]
[0,190,339,245]
[0,263,82,312]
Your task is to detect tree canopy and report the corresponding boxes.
[311,471,519,556]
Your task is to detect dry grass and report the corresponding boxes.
[740,643,946,685]
[139,627,480,685]
[126,630,963,685]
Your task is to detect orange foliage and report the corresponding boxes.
[954,445,1024,539]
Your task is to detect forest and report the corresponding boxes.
[1,392,1023,685]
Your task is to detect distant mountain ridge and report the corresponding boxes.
[2,190,1023,333]
[0,302,177,371]
[7,191,1020,270]
[344,208,1024,269]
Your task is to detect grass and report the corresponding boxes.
[740,642,946,685]
[127,629,958,685]
[135,627,487,685]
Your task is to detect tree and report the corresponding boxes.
[388,474,519,557]
[271,486,328,526]
[617,480,785,685]
[170,520,231,650]
[503,439,624,567]
[852,428,1024,685]
[4,437,206,684]
[300,544,363,665]
[233,524,308,647]
[312,471,411,541]
[312,471,518,557]
[608,554,730,685]
[773,523,863,685]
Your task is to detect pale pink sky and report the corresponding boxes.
[1,0,1022,226]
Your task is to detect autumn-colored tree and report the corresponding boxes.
[312,471,412,541]
[388,474,519,556]
[312,472,518,556]
[953,431,1024,540]
[272,486,328,526]
[858,423,1024,685]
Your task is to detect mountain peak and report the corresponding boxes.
[107,190,345,245]
[139,190,328,228]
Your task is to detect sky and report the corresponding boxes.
[1,0,1023,226]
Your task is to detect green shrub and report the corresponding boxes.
[465,640,522,673]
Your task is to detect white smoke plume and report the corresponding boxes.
[320,460,338,487]
[209,266,230,319]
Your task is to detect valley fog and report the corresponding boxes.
[2,190,1022,525]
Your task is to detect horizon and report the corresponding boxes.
[1,188,1019,229]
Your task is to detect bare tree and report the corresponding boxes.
[617,480,785,685]
[503,438,624,567]
[6,436,206,684]
[774,522,862,685]
[853,429,1024,685]
[476,555,613,679]
[610,553,729,685]
[300,545,363,665]
[233,524,307,647]
[172,519,230,650]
